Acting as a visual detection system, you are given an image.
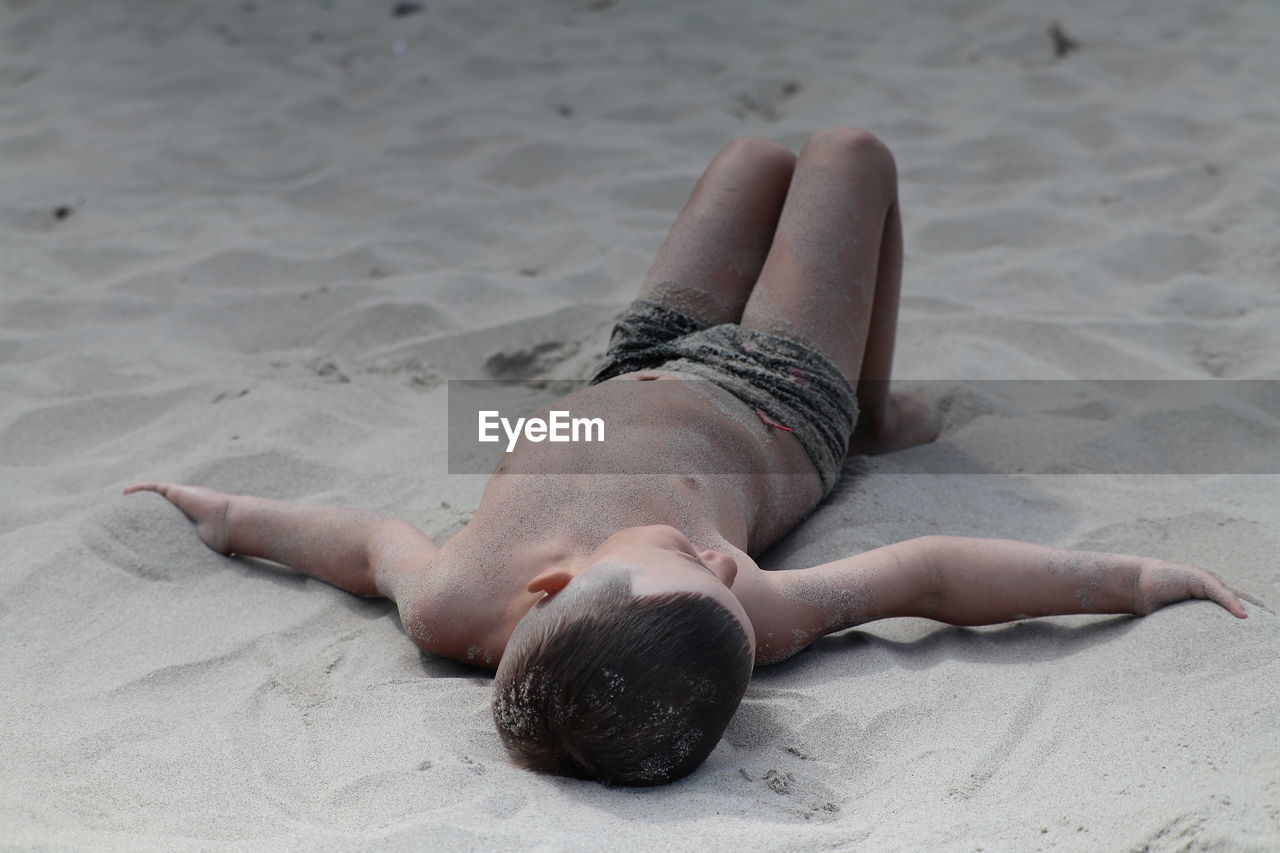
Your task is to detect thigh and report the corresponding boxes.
[739,128,901,385]
[638,136,795,326]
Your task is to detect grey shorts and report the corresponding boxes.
[589,299,858,496]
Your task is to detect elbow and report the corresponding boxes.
[367,519,419,598]
[900,536,946,620]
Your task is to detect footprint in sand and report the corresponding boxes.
[483,341,578,380]
[729,79,801,123]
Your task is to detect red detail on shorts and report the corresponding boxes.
[755,409,793,432]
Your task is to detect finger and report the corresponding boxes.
[1230,585,1272,613]
[124,482,178,498]
[1205,567,1272,614]
[1206,580,1248,619]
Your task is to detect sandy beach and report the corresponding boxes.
[2,0,1278,849]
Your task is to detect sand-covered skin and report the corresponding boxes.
[3,0,1279,849]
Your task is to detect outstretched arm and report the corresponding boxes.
[124,482,437,599]
[913,535,1259,624]
[748,535,1263,665]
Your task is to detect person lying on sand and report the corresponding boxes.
[126,128,1261,787]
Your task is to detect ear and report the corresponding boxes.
[527,568,575,596]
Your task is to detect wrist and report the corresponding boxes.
[216,494,244,556]
[1130,557,1160,615]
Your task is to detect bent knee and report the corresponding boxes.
[802,126,897,185]
[719,135,797,172]
[807,126,894,161]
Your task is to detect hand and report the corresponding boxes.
[850,389,941,456]
[124,482,234,555]
[1133,559,1267,619]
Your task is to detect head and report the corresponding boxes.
[491,525,756,786]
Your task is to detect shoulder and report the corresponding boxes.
[393,552,514,670]
[725,559,826,665]
[730,538,938,665]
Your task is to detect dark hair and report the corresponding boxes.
[492,572,753,786]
